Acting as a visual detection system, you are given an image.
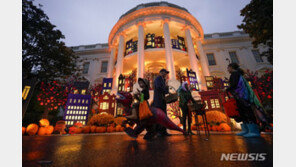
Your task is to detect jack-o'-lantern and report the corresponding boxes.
[39,119,50,127]
[26,124,39,136]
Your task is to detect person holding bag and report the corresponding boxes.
[178,82,196,135]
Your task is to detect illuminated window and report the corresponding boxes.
[67,110,69,114]
[78,116,81,120]
[210,99,216,108]
[85,106,88,110]
[81,89,86,95]
[204,100,208,109]
[82,100,85,104]
[84,116,86,119]
[86,100,89,104]
[74,106,77,109]
[104,83,107,87]
[75,116,77,120]
[71,106,74,109]
[74,90,79,94]
[78,99,81,103]
[66,116,68,120]
[84,111,87,114]
[22,86,31,100]
[68,106,70,109]
[103,96,108,100]
[79,111,81,114]
[108,83,111,87]
[102,102,109,110]
[73,99,76,103]
[112,103,115,108]
[70,110,72,114]
[82,122,85,125]
[69,99,72,103]
[215,99,220,108]
[71,121,74,125]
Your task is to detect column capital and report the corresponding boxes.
[136,21,146,28]
[118,31,127,38]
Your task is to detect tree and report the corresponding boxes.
[22,0,78,81]
[238,0,273,64]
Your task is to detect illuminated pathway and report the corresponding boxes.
[23,134,272,167]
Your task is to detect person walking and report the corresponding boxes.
[152,69,171,137]
[226,63,264,138]
[178,82,196,135]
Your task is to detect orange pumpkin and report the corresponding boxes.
[115,125,122,132]
[107,126,113,133]
[90,126,96,133]
[37,127,47,136]
[26,124,39,136]
[211,125,217,131]
[75,128,83,134]
[69,126,77,134]
[101,127,107,133]
[219,123,231,131]
[120,127,125,132]
[46,125,54,135]
[74,122,83,128]
[39,119,50,127]
[83,126,91,133]
[96,127,101,133]
[22,127,26,135]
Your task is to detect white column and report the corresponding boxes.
[107,47,115,78]
[196,40,211,77]
[185,28,203,89]
[163,21,176,80]
[115,34,125,89]
[137,24,145,79]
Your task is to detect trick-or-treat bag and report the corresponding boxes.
[139,93,153,120]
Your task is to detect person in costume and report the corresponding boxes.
[178,82,196,135]
[151,69,171,137]
[226,63,270,137]
[117,78,185,140]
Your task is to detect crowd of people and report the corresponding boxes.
[120,63,271,140]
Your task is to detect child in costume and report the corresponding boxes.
[226,63,271,137]
[178,82,196,135]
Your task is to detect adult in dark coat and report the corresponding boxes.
[152,69,171,136]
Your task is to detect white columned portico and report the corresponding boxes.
[196,40,211,77]
[107,46,116,78]
[114,34,125,89]
[137,23,145,79]
[185,27,203,90]
[163,20,176,80]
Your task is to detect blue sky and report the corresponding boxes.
[34,0,250,46]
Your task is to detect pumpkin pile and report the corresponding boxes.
[37,119,54,136]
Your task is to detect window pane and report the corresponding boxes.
[252,50,263,62]
[101,61,108,73]
[83,62,90,74]
[206,53,216,66]
[229,52,240,64]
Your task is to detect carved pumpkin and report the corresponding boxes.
[39,119,50,127]
[37,127,47,136]
[219,123,231,131]
[90,126,96,133]
[26,124,39,136]
[22,127,26,135]
[83,126,91,133]
[46,125,54,135]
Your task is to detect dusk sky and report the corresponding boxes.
[33,0,251,46]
